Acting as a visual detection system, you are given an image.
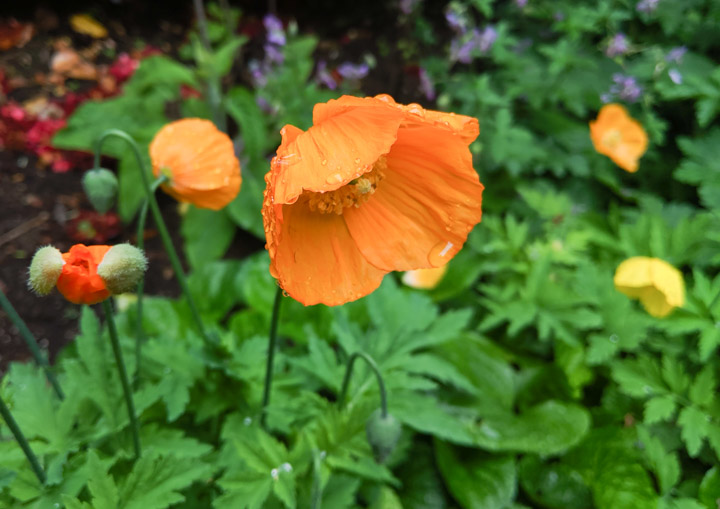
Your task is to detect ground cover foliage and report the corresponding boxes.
[2,0,720,507]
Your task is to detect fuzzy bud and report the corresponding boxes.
[365,409,402,463]
[82,168,118,214]
[97,244,148,294]
[28,246,64,295]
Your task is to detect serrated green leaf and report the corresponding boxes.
[644,395,676,424]
[689,365,715,407]
[435,440,516,509]
[215,471,273,509]
[86,450,119,509]
[677,406,709,457]
[699,467,720,508]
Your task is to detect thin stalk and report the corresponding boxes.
[310,449,323,509]
[94,130,210,345]
[0,395,46,484]
[338,352,388,418]
[260,286,283,428]
[102,300,141,459]
[133,175,167,385]
[192,0,226,131]
[0,288,63,400]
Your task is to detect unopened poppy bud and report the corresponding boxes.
[97,244,148,294]
[365,409,402,463]
[28,246,64,295]
[82,168,118,214]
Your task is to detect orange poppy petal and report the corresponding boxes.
[56,244,111,304]
[373,94,480,143]
[272,201,387,306]
[589,104,648,173]
[161,170,241,210]
[344,124,483,271]
[272,97,404,204]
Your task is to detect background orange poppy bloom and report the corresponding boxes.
[263,94,484,306]
[150,118,241,210]
[56,244,112,305]
[589,103,648,173]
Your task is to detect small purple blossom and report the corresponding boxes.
[418,67,435,101]
[450,25,497,63]
[606,33,630,58]
[263,14,286,47]
[264,43,284,65]
[600,93,613,104]
[515,0,528,8]
[255,96,277,115]
[636,0,659,13]
[445,4,469,34]
[315,61,337,90]
[666,46,687,64]
[668,69,683,84]
[399,0,422,15]
[610,73,643,103]
[476,26,498,53]
[553,11,565,21]
[337,62,370,81]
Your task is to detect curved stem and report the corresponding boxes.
[0,395,46,484]
[102,300,141,459]
[133,175,167,385]
[94,130,210,345]
[0,288,63,400]
[260,286,283,428]
[310,449,324,509]
[338,351,388,418]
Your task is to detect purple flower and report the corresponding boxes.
[264,43,284,65]
[636,0,659,13]
[666,46,687,64]
[476,26,498,54]
[606,33,629,58]
[255,96,277,115]
[399,0,422,15]
[553,11,565,21]
[515,0,528,7]
[263,14,286,46]
[610,73,643,103]
[445,5,469,34]
[315,61,337,90]
[249,60,269,88]
[418,67,435,101]
[337,62,369,81]
[668,69,683,84]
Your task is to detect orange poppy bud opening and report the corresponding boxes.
[150,118,242,210]
[262,94,484,306]
[56,244,112,305]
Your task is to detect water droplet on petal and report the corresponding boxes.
[326,173,344,184]
[271,468,279,480]
[321,159,327,166]
[428,240,456,266]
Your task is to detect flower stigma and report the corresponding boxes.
[306,156,387,214]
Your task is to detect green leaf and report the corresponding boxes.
[699,468,720,508]
[119,454,213,509]
[519,455,592,509]
[85,450,119,509]
[225,157,266,238]
[689,365,715,407]
[215,471,272,509]
[637,426,680,494]
[644,395,676,424]
[435,440,516,509]
[225,86,271,159]
[470,401,591,455]
[677,406,709,457]
[182,207,236,269]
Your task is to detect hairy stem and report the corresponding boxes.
[338,351,388,418]
[0,395,46,484]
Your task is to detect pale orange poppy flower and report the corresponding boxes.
[614,256,685,318]
[150,118,241,210]
[402,265,448,290]
[589,103,648,173]
[262,94,484,306]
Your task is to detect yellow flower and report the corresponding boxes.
[401,266,448,290]
[614,257,685,317]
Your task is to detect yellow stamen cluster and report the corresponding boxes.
[306,157,387,214]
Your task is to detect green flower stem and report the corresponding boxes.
[0,288,63,400]
[102,300,141,459]
[0,395,46,484]
[310,449,324,509]
[133,175,168,384]
[261,286,284,428]
[192,0,226,132]
[94,130,210,345]
[338,352,388,418]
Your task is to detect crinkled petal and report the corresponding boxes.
[344,124,483,271]
[272,97,404,203]
[272,201,387,306]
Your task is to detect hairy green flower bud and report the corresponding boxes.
[366,409,402,463]
[82,168,118,214]
[28,246,64,295]
[97,244,147,294]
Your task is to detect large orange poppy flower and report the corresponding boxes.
[150,118,241,210]
[589,103,648,173]
[262,94,484,306]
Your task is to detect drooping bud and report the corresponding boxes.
[28,246,64,295]
[97,244,148,294]
[365,409,402,463]
[82,168,118,214]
